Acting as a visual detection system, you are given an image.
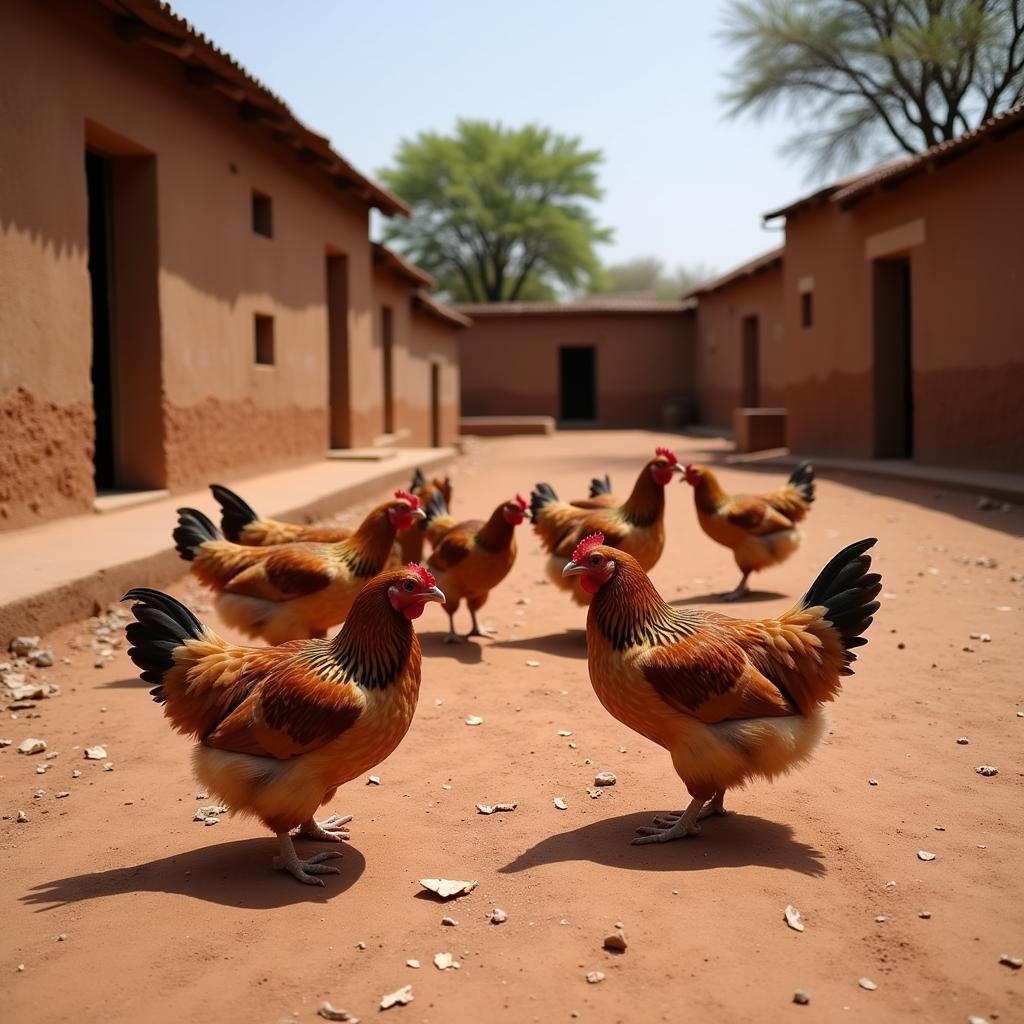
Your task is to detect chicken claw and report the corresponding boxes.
[297,814,352,842]
[696,791,727,820]
[632,797,705,844]
[443,631,465,645]
[273,834,343,885]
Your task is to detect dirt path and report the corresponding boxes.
[2,430,1021,1023]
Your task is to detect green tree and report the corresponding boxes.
[595,257,717,299]
[722,0,1024,174]
[379,120,612,302]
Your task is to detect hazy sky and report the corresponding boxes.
[169,0,815,276]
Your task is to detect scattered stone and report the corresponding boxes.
[317,1002,358,1022]
[0,738,12,747]
[525,660,540,668]
[784,905,805,932]
[969,632,992,642]
[553,797,568,810]
[476,801,517,815]
[594,772,617,787]
[103,762,114,772]
[585,971,605,984]
[917,850,936,862]
[379,985,413,1010]
[16,810,28,823]
[367,775,381,785]
[28,649,54,668]
[884,881,897,889]
[55,790,70,798]
[603,928,628,951]
[35,764,48,775]
[975,556,997,568]
[998,954,1022,969]
[194,804,228,822]
[356,942,366,950]
[406,959,420,969]
[586,788,602,799]
[962,645,975,653]
[858,977,878,991]
[418,878,477,899]
[968,1016,990,1024]
[71,769,81,779]
[45,751,58,760]
[10,637,41,657]
[557,729,572,737]
[83,746,107,760]
[465,715,484,727]
[957,736,969,744]
[490,908,508,924]
[793,990,810,1005]
[433,952,458,971]
[57,934,68,942]
[17,738,46,755]
[868,778,879,786]
[918,911,932,919]
[975,765,999,777]
[8,682,58,701]
[441,917,458,927]
[875,916,887,923]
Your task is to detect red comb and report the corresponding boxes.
[655,446,678,465]
[394,489,420,510]
[407,562,436,588]
[515,494,527,512]
[572,532,605,562]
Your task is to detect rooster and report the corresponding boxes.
[530,448,683,605]
[562,532,879,843]
[173,491,425,644]
[123,565,444,884]
[423,493,527,643]
[209,469,451,563]
[682,462,815,600]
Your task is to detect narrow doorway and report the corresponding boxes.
[430,363,441,447]
[873,257,913,458]
[326,253,350,448]
[381,306,394,435]
[559,346,596,421]
[86,150,115,489]
[741,315,760,407]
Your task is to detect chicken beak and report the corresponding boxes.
[671,462,685,475]
[561,560,586,578]
[418,585,446,604]
[411,507,427,521]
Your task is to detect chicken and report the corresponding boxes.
[423,493,527,643]
[575,473,616,509]
[123,565,445,884]
[682,462,816,600]
[209,468,450,564]
[173,491,425,644]
[530,448,683,605]
[398,469,454,565]
[562,532,879,843]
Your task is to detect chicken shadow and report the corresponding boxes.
[669,590,788,607]
[491,629,588,658]
[499,810,825,877]
[101,676,152,689]
[418,633,485,663]
[22,838,366,911]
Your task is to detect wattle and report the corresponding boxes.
[403,602,426,619]
[580,575,603,594]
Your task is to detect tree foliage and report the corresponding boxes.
[722,0,1024,174]
[594,257,718,299]
[378,120,612,302]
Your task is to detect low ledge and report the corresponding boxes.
[733,407,787,454]
[460,416,556,437]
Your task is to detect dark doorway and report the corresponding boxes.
[559,346,596,421]
[326,253,350,448]
[873,257,913,458]
[381,306,394,435]
[86,150,115,489]
[741,315,760,407]
[430,363,441,447]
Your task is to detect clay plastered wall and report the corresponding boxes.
[458,312,695,425]
[0,1,381,517]
[407,313,461,447]
[694,265,785,427]
[784,130,1024,472]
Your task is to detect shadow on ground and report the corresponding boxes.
[492,629,588,657]
[22,838,366,911]
[499,810,825,877]
[669,590,788,607]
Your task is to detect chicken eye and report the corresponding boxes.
[590,554,601,565]
[403,580,415,592]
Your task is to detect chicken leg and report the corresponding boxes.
[443,611,463,644]
[297,814,352,842]
[721,573,750,602]
[467,608,496,638]
[632,796,706,844]
[697,790,727,820]
[273,832,343,885]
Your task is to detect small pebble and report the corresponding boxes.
[557,729,572,737]
[918,911,932,919]
[593,772,617,787]
[55,790,70,799]
[16,810,28,823]
[975,765,998,777]
[603,928,628,951]
[17,738,46,755]
[957,736,969,744]
[585,971,605,984]
[465,715,484,727]
[917,850,936,861]
[57,934,68,942]
[784,905,805,932]
[998,954,1022,969]
[525,660,540,668]
[356,941,366,950]
[83,746,107,760]
[441,917,458,927]
[553,797,568,810]
[406,959,420,969]
[317,1002,357,1022]
[793,990,810,1005]
[875,916,887,923]
[858,977,877,991]
[868,778,878,786]
[71,769,81,779]
[490,908,508,924]
[367,775,381,785]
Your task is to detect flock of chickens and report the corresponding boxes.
[123,448,880,883]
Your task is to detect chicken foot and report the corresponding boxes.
[467,609,496,639]
[632,796,707,844]
[442,611,464,645]
[273,833,343,885]
[297,814,352,842]
[696,790,727,820]
[721,573,750,602]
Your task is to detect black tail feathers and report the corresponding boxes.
[529,482,560,523]
[424,488,450,523]
[173,508,221,561]
[122,588,205,702]
[803,538,881,675]
[588,474,613,498]
[209,484,258,542]
[410,467,427,491]
[787,461,815,504]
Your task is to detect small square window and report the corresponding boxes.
[801,291,814,328]
[251,190,273,238]
[254,314,275,365]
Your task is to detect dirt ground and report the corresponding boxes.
[2,429,1021,1024]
